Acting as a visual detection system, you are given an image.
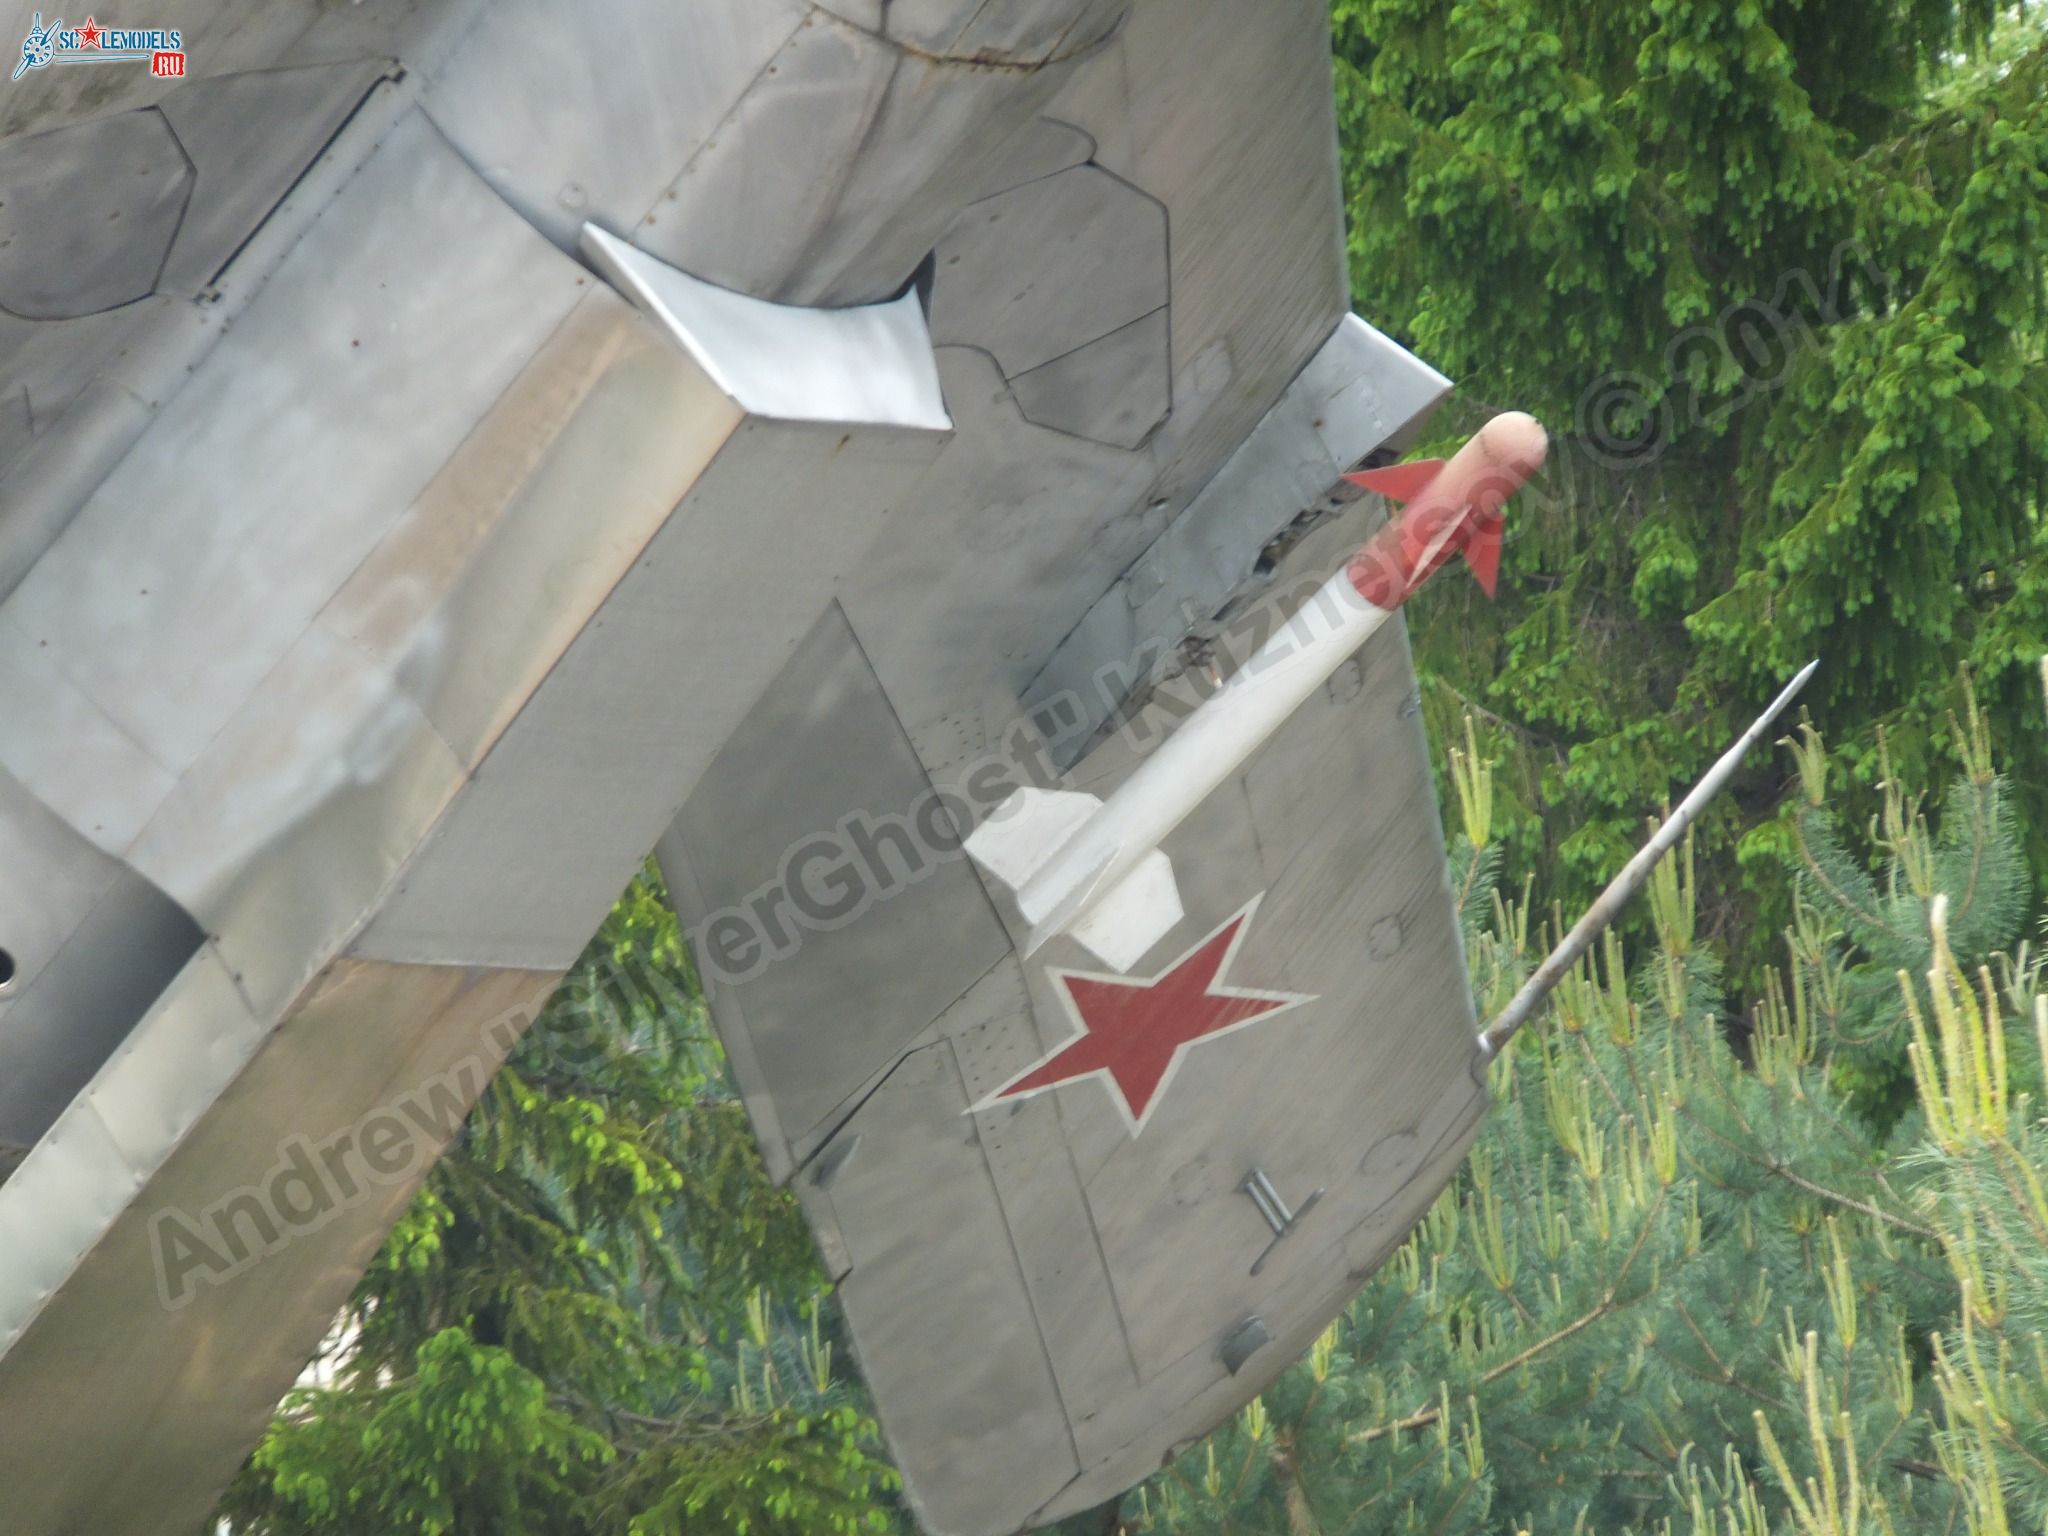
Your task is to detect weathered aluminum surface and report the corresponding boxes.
[155,59,392,295]
[419,0,807,273]
[1045,0,1351,511]
[956,114,1097,203]
[1026,314,1451,762]
[0,0,470,595]
[660,313,1470,1526]
[0,768,199,1148]
[321,291,738,774]
[833,0,1376,752]
[0,0,461,140]
[630,8,1126,307]
[814,0,1126,57]
[928,161,1170,447]
[0,107,191,319]
[424,0,1127,306]
[0,71,407,598]
[929,163,1167,379]
[824,1041,1083,1536]
[1049,548,1474,1381]
[837,342,1165,745]
[349,418,951,974]
[0,48,388,503]
[659,606,1011,1179]
[1007,307,1173,449]
[0,55,959,1533]
[6,112,584,781]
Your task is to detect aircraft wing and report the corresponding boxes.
[659,495,1487,1530]
[0,1,1475,1531]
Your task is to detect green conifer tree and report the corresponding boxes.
[1331,0,2048,977]
[214,876,899,1536]
[1100,669,2048,1535]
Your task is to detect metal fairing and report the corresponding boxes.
[0,2,1489,1532]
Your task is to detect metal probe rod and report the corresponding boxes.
[1476,659,1819,1059]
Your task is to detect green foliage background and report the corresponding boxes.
[1335,0,2047,989]
[211,3,2048,1533]
[216,880,901,1536]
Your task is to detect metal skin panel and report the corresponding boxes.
[0,0,494,141]
[1296,311,1458,464]
[1,0,340,138]
[819,1042,1084,1536]
[660,606,1011,1172]
[956,114,1096,206]
[1043,0,1350,513]
[0,612,177,855]
[350,413,950,973]
[1038,1090,1485,1523]
[0,771,200,1150]
[839,344,1166,733]
[156,60,392,295]
[0,296,194,580]
[420,0,807,269]
[928,163,1167,380]
[0,0,475,560]
[423,1,1125,307]
[1025,315,1452,762]
[949,976,1146,1468]
[0,849,200,1153]
[840,1,1381,759]
[0,107,192,319]
[3,110,589,779]
[1056,628,1472,1382]
[0,770,126,1007]
[0,58,434,604]
[0,956,555,1536]
[123,622,470,1024]
[636,7,1125,307]
[0,944,259,1347]
[816,0,1127,59]
[0,44,977,1533]
[323,288,743,774]
[0,382,26,483]
[1007,307,1172,450]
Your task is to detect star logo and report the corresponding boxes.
[972,896,1316,1135]
[75,15,99,45]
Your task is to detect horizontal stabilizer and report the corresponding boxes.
[963,786,1103,892]
[1343,457,1443,503]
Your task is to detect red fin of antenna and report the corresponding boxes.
[1460,515,1503,598]
[1342,458,1444,504]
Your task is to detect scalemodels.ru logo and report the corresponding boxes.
[12,12,185,81]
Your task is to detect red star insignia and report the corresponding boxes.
[76,16,100,46]
[975,896,1316,1135]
